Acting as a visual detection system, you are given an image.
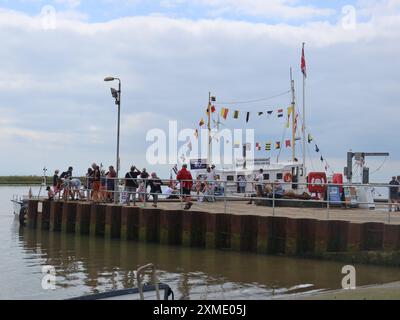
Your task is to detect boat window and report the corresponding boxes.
[276,173,283,180]
[263,174,270,180]
[227,175,234,181]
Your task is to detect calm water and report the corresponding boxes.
[1,186,400,300]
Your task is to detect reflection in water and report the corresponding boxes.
[17,227,400,300]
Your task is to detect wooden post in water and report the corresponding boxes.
[49,201,63,232]
[75,203,91,235]
[105,205,122,239]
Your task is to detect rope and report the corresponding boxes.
[214,90,290,106]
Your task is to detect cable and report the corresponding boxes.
[214,90,290,105]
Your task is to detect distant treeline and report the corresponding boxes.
[0,176,86,185]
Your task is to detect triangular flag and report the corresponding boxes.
[301,43,307,78]
[233,110,239,119]
[267,110,273,115]
[256,143,261,151]
[211,105,216,113]
[315,145,320,153]
[275,142,281,150]
[308,133,313,143]
[277,109,283,118]
[246,112,250,123]
[211,96,216,102]
[320,156,324,162]
[258,112,264,116]
[265,143,271,151]
[285,140,291,148]
[194,129,199,139]
[199,118,205,127]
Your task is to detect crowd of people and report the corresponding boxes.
[45,163,400,212]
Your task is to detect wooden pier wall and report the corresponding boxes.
[27,200,400,266]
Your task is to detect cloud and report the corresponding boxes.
[0,3,399,178]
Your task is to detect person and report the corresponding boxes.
[52,170,59,190]
[86,168,94,200]
[273,180,285,198]
[106,166,117,202]
[91,163,101,202]
[176,164,194,210]
[389,176,399,212]
[47,186,55,201]
[60,167,73,179]
[70,178,83,200]
[397,176,400,212]
[165,185,179,199]
[149,172,163,208]
[140,168,150,201]
[255,169,264,197]
[125,166,141,206]
[205,167,216,202]
[237,175,246,194]
[195,176,203,202]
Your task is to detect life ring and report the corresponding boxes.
[284,172,292,183]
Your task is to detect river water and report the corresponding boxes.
[1,186,400,300]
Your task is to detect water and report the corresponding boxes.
[1,186,400,300]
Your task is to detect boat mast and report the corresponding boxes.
[290,68,296,162]
[207,92,212,166]
[302,42,306,172]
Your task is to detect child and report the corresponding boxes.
[47,186,55,201]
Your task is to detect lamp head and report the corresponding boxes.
[104,76,115,82]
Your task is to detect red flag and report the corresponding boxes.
[211,105,216,113]
[285,140,291,148]
[301,43,307,78]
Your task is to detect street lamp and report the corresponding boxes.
[104,76,121,204]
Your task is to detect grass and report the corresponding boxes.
[0,176,86,185]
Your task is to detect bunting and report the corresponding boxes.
[221,108,229,120]
[275,142,281,150]
[265,143,271,151]
[194,129,199,139]
[285,140,291,148]
[199,118,205,127]
[233,110,239,119]
[315,145,320,153]
[308,133,313,143]
[246,112,250,123]
[256,143,261,151]
[277,109,283,118]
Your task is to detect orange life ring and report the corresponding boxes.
[284,172,292,183]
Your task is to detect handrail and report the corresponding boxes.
[136,263,160,301]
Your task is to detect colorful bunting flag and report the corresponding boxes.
[233,110,239,119]
[315,145,320,153]
[199,118,205,127]
[194,129,199,139]
[211,105,216,113]
[256,143,261,151]
[246,112,250,123]
[267,110,273,115]
[277,109,283,118]
[265,143,271,151]
[211,96,216,102]
[258,112,264,116]
[221,107,229,120]
[308,133,313,143]
[285,140,291,148]
[320,156,324,162]
[275,142,281,150]
[301,43,307,78]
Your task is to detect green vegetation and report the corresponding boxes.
[0,176,86,185]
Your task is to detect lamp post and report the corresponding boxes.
[104,76,121,204]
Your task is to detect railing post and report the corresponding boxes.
[143,178,147,208]
[224,181,227,214]
[272,182,275,217]
[327,182,330,220]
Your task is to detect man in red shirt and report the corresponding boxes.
[176,164,194,210]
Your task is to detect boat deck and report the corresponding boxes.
[152,201,400,225]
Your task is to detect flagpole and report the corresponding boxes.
[290,67,296,162]
[208,92,212,166]
[302,42,306,174]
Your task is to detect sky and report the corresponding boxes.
[0,0,399,181]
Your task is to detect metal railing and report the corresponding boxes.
[46,176,399,223]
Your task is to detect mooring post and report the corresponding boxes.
[224,181,227,214]
[272,182,276,216]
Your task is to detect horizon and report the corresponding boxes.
[0,1,399,183]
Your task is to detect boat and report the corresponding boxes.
[11,195,29,225]
[69,263,174,300]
